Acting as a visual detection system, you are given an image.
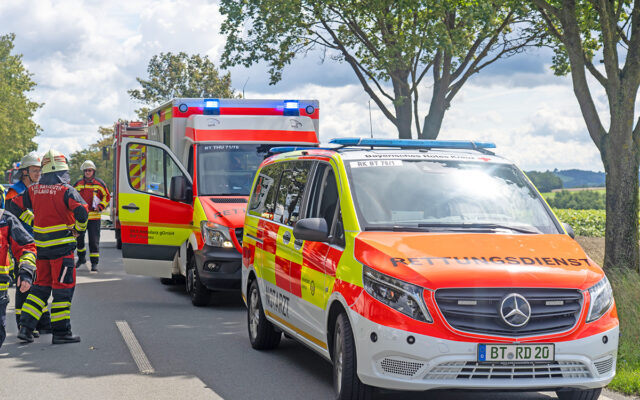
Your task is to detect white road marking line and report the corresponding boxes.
[115,320,155,374]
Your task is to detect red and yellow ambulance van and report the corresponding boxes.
[241,138,618,400]
[115,98,319,305]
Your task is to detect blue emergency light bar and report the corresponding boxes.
[329,138,496,150]
[269,146,331,154]
[203,98,220,115]
[283,100,300,116]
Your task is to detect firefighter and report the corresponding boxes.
[0,208,37,349]
[13,149,88,344]
[73,160,110,272]
[5,152,53,335]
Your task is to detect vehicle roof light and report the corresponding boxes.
[204,98,220,115]
[283,100,300,116]
[329,137,496,150]
[269,146,331,154]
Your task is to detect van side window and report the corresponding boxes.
[273,161,312,226]
[306,163,343,245]
[248,162,285,219]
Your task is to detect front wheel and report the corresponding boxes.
[333,313,372,400]
[247,279,281,350]
[556,389,602,400]
[115,228,122,250]
[185,256,211,307]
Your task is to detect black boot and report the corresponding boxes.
[90,264,98,273]
[52,332,81,344]
[17,326,34,343]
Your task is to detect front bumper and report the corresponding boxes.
[348,308,618,392]
[194,245,241,291]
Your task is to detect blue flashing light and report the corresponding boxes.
[283,100,300,116]
[329,138,496,150]
[203,98,220,115]
[269,146,332,154]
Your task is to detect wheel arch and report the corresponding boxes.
[326,295,350,360]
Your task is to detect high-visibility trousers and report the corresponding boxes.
[20,253,75,335]
[77,220,100,265]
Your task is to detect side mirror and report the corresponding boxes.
[169,175,192,203]
[562,222,575,239]
[293,218,329,242]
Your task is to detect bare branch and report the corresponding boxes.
[584,58,608,87]
[536,7,564,41]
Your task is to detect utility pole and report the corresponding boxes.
[242,77,250,98]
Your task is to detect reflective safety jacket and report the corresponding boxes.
[5,180,34,234]
[0,209,36,295]
[12,172,88,259]
[73,177,110,220]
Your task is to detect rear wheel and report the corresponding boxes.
[115,228,122,250]
[333,313,372,400]
[247,279,281,350]
[185,256,211,307]
[555,389,602,400]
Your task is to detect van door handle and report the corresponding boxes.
[122,203,140,211]
[282,231,291,244]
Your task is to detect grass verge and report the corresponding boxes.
[575,237,640,396]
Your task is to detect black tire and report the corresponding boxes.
[185,256,211,307]
[160,277,175,285]
[247,279,281,350]
[115,229,122,250]
[556,388,602,400]
[333,313,373,400]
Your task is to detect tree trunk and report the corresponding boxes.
[420,79,449,140]
[602,129,640,271]
[391,74,413,139]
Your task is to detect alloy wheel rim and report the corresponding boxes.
[334,326,343,394]
[249,288,259,339]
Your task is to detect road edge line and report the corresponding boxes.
[115,320,155,374]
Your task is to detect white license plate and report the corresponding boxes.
[478,344,555,362]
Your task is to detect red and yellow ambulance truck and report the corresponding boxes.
[242,138,617,400]
[112,120,147,250]
[115,98,319,306]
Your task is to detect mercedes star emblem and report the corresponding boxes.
[500,293,531,328]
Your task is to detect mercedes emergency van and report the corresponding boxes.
[241,138,618,400]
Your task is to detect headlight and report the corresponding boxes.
[586,276,614,323]
[200,221,234,248]
[363,266,432,323]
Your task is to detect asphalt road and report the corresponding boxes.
[0,230,632,400]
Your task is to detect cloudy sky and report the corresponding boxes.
[0,0,621,172]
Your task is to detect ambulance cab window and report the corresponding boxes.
[306,163,343,245]
[127,143,187,199]
[273,161,312,226]
[249,162,285,220]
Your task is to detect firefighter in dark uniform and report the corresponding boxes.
[5,152,53,335]
[13,149,88,344]
[73,160,110,272]
[0,208,37,348]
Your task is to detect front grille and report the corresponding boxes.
[379,357,424,377]
[425,361,591,380]
[594,357,614,376]
[235,228,243,246]
[435,288,583,337]
[209,198,247,204]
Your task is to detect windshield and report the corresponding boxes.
[197,143,286,196]
[346,158,561,234]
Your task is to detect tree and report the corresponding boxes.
[68,126,114,191]
[128,52,237,119]
[526,170,563,192]
[0,33,41,173]
[531,0,640,271]
[219,0,541,139]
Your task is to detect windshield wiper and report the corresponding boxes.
[417,222,540,234]
[364,226,432,232]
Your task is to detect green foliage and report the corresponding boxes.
[0,33,41,172]
[128,52,237,119]
[607,268,640,395]
[526,170,563,192]
[220,0,541,138]
[553,208,606,237]
[67,126,114,191]
[546,190,605,210]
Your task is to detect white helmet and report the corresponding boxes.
[81,160,96,171]
[20,152,41,169]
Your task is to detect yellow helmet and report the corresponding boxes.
[41,149,68,174]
